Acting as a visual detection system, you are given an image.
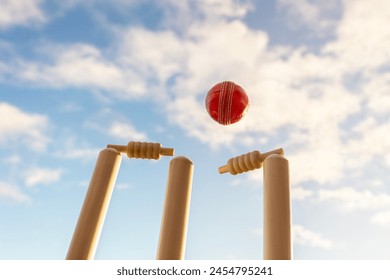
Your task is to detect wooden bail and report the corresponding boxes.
[218,148,284,175]
[107,141,174,160]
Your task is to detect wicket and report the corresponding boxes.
[219,149,292,260]
[66,142,180,260]
[66,142,291,260]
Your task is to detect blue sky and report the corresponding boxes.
[0,0,390,260]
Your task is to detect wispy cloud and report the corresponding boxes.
[293,186,390,229]
[24,167,63,188]
[2,154,22,165]
[0,0,46,29]
[0,102,49,151]
[108,122,148,142]
[293,224,333,249]
[116,183,132,190]
[51,135,101,161]
[0,182,30,203]
[318,187,390,212]
[159,0,253,31]
[371,210,390,227]
[55,147,101,160]
[324,0,390,71]
[252,224,333,249]
[17,43,146,99]
[292,187,314,201]
[277,0,341,34]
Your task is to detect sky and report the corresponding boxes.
[0,0,390,260]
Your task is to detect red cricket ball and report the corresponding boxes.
[205,81,249,125]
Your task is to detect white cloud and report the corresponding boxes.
[0,182,29,203]
[0,0,388,188]
[363,73,390,114]
[371,210,390,227]
[197,0,252,18]
[116,183,132,190]
[0,102,49,151]
[118,0,388,188]
[0,0,46,29]
[254,224,333,249]
[51,136,101,160]
[118,28,187,85]
[55,147,101,160]
[277,0,341,34]
[278,0,324,28]
[159,0,253,31]
[345,118,390,169]
[108,122,148,142]
[292,187,314,201]
[293,224,333,249]
[324,0,390,71]
[2,155,21,165]
[148,0,386,187]
[24,167,63,188]
[18,43,146,99]
[318,187,390,212]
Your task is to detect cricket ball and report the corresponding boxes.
[205,81,249,125]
